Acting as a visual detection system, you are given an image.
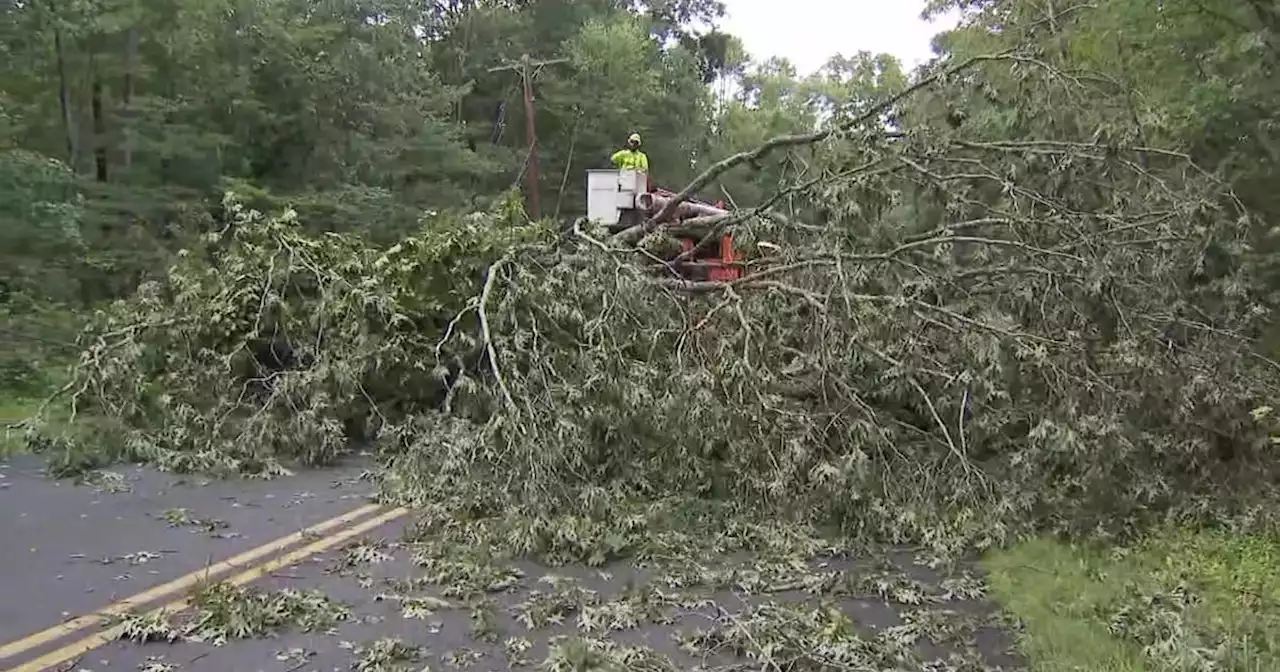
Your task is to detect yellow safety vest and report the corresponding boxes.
[610,149,649,172]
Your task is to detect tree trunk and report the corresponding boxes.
[160,76,173,184]
[48,0,78,168]
[122,26,138,171]
[91,68,108,182]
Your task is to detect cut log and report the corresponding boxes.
[637,192,728,222]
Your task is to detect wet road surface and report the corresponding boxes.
[0,454,1028,671]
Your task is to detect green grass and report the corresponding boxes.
[0,364,71,456]
[0,393,44,455]
[984,528,1280,671]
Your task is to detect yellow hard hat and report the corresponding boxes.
[628,133,641,144]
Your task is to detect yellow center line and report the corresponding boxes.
[7,505,411,672]
[0,501,384,662]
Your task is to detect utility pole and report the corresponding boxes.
[489,54,567,221]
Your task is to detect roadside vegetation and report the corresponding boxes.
[0,308,75,455]
[988,529,1280,671]
[4,0,1280,668]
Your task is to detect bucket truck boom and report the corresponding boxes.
[584,169,743,281]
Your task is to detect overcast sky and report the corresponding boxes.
[717,0,961,75]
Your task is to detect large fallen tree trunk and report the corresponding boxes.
[637,192,728,220]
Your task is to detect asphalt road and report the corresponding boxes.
[40,544,1026,672]
[0,453,400,670]
[0,453,1029,671]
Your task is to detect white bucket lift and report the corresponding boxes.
[585,169,647,228]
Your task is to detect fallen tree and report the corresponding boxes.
[23,190,555,475]
[25,52,1280,550]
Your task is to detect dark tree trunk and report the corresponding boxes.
[91,72,108,182]
[49,0,78,168]
[122,26,138,170]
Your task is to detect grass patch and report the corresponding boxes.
[0,393,45,455]
[0,363,72,457]
[0,378,73,458]
[0,361,159,477]
[984,528,1280,671]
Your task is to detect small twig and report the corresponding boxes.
[910,379,976,481]
[719,184,739,210]
[711,603,783,672]
[436,301,477,360]
[725,286,751,367]
[553,108,582,219]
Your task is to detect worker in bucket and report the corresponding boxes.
[611,133,649,171]
[611,132,652,192]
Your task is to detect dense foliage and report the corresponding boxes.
[6,0,1280,554]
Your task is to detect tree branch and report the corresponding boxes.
[610,51,1019,246]
[478,255,517,412]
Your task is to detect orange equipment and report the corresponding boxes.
[639,190,743,282]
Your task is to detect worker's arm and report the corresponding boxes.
[610,150,627,168]
[637,152,649,172]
